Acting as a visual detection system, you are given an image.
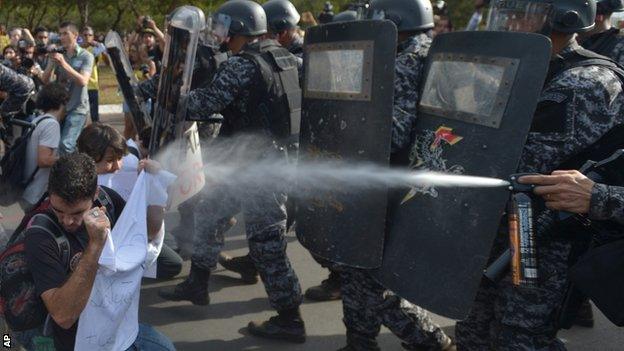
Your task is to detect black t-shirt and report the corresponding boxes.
[24,187,125,351]
[148,46,163,73]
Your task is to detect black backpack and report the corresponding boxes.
[0,116,52,206]
[0,187,116,333]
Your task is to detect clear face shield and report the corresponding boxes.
[202,13,231,46]
[486,1,554,35]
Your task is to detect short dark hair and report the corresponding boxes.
[34,26,48,35]
[48,153,98,204]
[2,45,15,56]
[59,21,79,35]
[36,83,69,112]
[77,123,128,163]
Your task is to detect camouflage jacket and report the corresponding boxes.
[590,183,624,225]
[0,64,35,117]
[519,40,624,174]
[523,41,624,237]
[391,33,432,154]
[186,54,256,122]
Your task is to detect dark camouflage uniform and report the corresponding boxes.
[456,40,624,350]
[185,50,303,312]
[0,64,35,116]
[391,33,431,153]
[581,28,624,67]
[589,183,624,224]
[340,34,451,350]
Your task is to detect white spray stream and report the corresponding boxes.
[156,135,510,195]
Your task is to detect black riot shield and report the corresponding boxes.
[370,31,552,319]
[149,6,206,208]
[104,31,151,134]
[295,20,397,268]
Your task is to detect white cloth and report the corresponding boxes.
[75,171,175,351]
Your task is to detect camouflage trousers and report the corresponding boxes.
[455,232,571,351]
[340,267,451,350]
[191,183,303,311]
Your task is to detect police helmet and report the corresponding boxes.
[332,10,359,23]
[214,0,267,37]
[597,0,624,14]
[368,0,435,32]
[488,0,596,34]
[263,0,301,33]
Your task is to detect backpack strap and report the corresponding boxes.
[27,213,71,270]
[549,49,624,170]
[582,28,622,59]
[22,116,54,187]
[549,48,624,84]
[96,186,117,227]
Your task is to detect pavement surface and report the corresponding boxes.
[1,110,623,350]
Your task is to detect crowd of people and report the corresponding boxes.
[0,0,623,350]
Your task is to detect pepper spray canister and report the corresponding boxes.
[508,191,539,287]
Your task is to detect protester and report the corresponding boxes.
[23,153,175,351]
[20,82,68,210]
[433,15,454,36]
[1,45,16,67]
[77,123,183,279]
[139,16,165,72]
[42,22,94,155]
[7,27,22,47]
[34,26,50,46]
[80,26,106,123]
[0,25,9,51]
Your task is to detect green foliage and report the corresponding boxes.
[0,0,477,34]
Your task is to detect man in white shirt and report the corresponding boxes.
[21,82,68,210]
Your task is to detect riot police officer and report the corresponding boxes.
[157,0,306,343]
[455,0,624,349]
[217,0,305,289]
[263,0,304,57]
[335,1,455,350]
[580,0,624,66]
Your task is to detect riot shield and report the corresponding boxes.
[149,6,206,208]
[104,31,152,134]
[295,20,397,268]
[370,31,552,319]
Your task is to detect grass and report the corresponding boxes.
[98,65,124,105]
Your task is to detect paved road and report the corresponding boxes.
[1,111,622,350]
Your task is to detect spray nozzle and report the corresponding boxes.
[508,173,540,193]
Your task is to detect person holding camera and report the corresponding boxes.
[80,26,106,123]
[139,16,165,73]
[42,22,94,155]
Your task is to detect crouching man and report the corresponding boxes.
[24,153,174,351]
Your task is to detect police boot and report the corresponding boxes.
[158,263,210,305]
[247,307,306,343]
[218,252,259,284]
[573,300,595,328]
[402,335,456,351]
[305,270,342,301]
[336,332,381,351]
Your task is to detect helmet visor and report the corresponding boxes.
[486,1,553,34]
[209,13,232,45]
